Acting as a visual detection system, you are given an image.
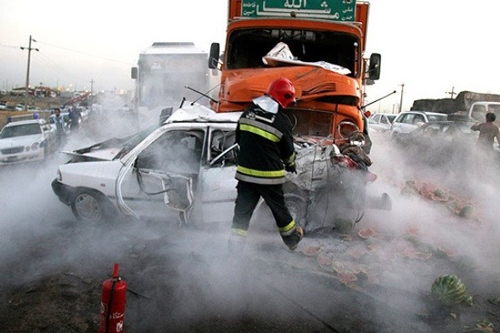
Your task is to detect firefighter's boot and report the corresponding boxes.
[227,228,247,255]
[282,227,304,251]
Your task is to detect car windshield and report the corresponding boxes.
[427,114,448,122]
[0,123,41,138]
[115,124,160,158]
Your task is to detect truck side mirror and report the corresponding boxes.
[368,53,381,80]
[208,43,220,69]
[131,67,138,79]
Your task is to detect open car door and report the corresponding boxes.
[116,127,205,223]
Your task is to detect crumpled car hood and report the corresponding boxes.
[64,138,127,161]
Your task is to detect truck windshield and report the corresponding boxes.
[227,28,359,77]
[138,54,208,109]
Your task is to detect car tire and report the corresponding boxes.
[71,189,114,223]
[284,194,308,229]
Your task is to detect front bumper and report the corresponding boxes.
[51,179,76,206]
[0,149,44,165]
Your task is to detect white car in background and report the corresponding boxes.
[0,119,56,165]
[368,113,396,132]
[390,111,448,141]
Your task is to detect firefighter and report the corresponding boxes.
[229,78,304,251]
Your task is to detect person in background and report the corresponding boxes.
[69,105,82,132]
[229,78,304,253]
[53,108,66,142]
[470,112,500,151]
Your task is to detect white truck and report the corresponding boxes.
[131,42,219,128]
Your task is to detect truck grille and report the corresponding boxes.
[1,147,24,155]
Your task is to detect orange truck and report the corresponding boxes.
[209,0,381,150]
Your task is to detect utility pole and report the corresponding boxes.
[398,83,405,113]
[446,86,456,99]
[90,79,95,96]
[20,35,39,111]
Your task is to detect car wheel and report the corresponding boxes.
[71,190,113,223]
[285,194,308,229]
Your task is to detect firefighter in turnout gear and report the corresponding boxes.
[229,78,304,251]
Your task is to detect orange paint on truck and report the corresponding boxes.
[210,0,380,144]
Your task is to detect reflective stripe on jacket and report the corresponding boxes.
[235,103,296,185]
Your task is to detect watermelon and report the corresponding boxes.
[431,274,471,306]
[458,204,474,218]
[334,218,354,234]
[302,246,321,257]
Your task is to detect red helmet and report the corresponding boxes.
[266,78,296,108]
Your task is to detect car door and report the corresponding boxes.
[399,113,417,134]
[116,126,205,222]
[391,114,407,137]
[380,115,391,131]
[42,123,55,150]
[196,125,238,223]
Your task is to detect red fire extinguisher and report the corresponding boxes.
[99,263,127,333]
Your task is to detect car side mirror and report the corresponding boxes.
[368,53,381,80]
[417,122,425,127]
[208,43,220,69]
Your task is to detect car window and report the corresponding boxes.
[471,105,487,122]
[0,123,42,138]
[387,115,396,123]
[381,115,389,124]
[209,129,237,166]
[402,114,415,124]
[413,114,425,124]
[137,130,205,173]
[370,114,380,124]
[394,114,405,123]
[488,104,500,119]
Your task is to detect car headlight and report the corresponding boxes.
[31,142,40,150]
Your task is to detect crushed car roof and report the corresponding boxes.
[166,104,242,124]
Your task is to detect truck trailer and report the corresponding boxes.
[131,42,219,128]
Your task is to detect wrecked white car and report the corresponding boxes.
[52,104,390,229]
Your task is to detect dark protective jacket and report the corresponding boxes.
[235,103,296,185]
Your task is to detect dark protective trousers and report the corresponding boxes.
[232,181,293,232]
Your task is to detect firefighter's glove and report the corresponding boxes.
[285,163,297,174]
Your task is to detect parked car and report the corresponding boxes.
[390,111,448,141]
[368,113,397,132]
[52,104,389,225]
[399,120,481,166]
[0,118,56,165]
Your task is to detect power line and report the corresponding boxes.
[0,43,21,49]
[36,40,134,66]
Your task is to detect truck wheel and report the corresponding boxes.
[71,190,113,223]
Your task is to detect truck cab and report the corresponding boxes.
[468,101,500,126]
[209,0,380,148]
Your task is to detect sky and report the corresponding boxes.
[1,0,499,112]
